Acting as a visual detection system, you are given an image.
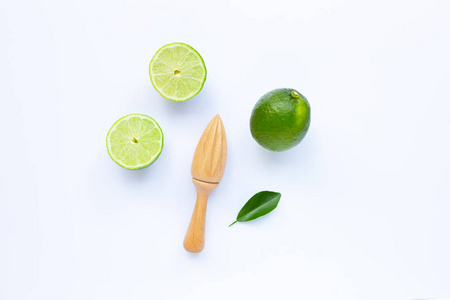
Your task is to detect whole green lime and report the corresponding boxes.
[250,88,311,152]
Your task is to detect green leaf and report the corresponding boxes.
[229,191,281,227]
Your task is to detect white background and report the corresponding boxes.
[1,0,450,299]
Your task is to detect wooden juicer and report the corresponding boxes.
[183,115,227,253]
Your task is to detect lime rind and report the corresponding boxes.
[106,114,164,170]
[250,88,311,152]
[149,42,207,102]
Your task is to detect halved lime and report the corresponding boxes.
[106,114,164,169]
[149,42,207,101]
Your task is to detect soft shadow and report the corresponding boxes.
[255,132,323,188]
[256,133,317,170]
[118,163,155,184]
[161,85,214,115]
[184,251,203,258]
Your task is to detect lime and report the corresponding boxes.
[149,42,207,101]
[106,114,164,169]
[250,88,311,152]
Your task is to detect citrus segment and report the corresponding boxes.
[106,114,164,169]
[149,43,207,101]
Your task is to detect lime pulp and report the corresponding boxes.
[149,42,207,102]
[106,114,164,169]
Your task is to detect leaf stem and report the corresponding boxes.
[228,220,238,227]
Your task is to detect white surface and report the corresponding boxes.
[1,0,450,299]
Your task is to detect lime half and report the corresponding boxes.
[106,114,164,169]
[149,42,207,101]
